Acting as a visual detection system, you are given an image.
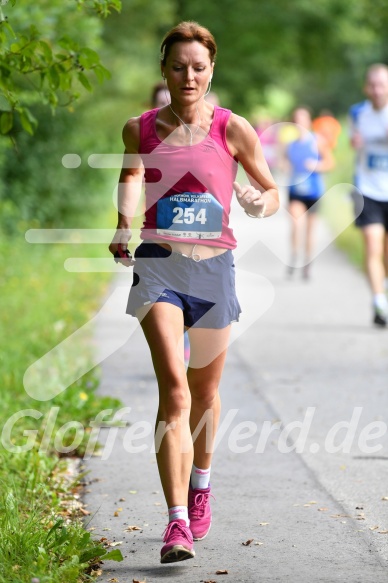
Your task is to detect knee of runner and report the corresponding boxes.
[158,385,191,417]
[189,383,220,408]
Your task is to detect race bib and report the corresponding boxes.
[367,154,388,171]
[156,192,223,239]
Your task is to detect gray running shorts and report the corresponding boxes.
[126,242,241,329]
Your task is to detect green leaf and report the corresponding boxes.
[48,66,60,89]
[101,549,124,562]
[94,64,111,84]
[44,518,64,543]
[0,21,16,39]
[77,72,92,91]
[0,111,13,134]
[58,35,79,52]
[47,90,59,108]
[19,108,37,135]
[39,40,53,62]
[79,545,106,564]
[78,47,100,68]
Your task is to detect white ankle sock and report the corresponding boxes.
[190,464,211,490]
[373,293,388,310]
[168,506,189,526]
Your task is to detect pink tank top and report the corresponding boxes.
[138,106,238,249]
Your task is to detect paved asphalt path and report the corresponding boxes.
[83,190,388,583]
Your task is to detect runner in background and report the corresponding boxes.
[312,109,341,150]
[349,63,388,327]
[205,91,219,106]
[286,106,335,279]
[151,81,171,108]
[255,116,279,174]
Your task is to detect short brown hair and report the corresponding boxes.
[160,21,217,66]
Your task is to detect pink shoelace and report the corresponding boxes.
[190,491,214,518]
[162,520,191,542]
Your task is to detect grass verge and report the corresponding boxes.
[0,208,131,582]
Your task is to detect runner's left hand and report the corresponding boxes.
[233,181,264,209]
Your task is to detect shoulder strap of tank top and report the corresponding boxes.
[210,106,233,155]
[139,109,159,153]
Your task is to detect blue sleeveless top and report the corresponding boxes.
[287,133,324,199]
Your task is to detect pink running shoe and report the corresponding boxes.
[160,519,195,564]
[188,485,213,540]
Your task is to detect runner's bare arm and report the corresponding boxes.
[315,135,335,172]
[348,114,363,150]
[226,113,279,217]
[109,117,144,256]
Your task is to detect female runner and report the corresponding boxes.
[109,21,279,564]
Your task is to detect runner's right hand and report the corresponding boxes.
[109,228,134,266]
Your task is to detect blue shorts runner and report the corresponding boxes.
[126,242,241,329]
[352,192,388,231]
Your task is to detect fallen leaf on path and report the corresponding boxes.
[80,508,90,515]
[242,539,254,546]
[133,579,146,583]
[254,542,264,546]
[125,525,142,532]
[369,526,379,531]
[119,497,126,501]
[203,580,216,583]
[129,490,137,494]
[114,511,120,517]
[259,522,269,526]
[108,579,119,582]
[307,501,317,504]
[108,541,123,546]
[154,502,162,506]
[382,497,388,501]
[216,570,228,574]
[317,508,328,512]
[378,530,388,534]
[355,506,364,509]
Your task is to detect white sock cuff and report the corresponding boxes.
[191,464,211,489]
[168,506,189,525]
[374,293,388,309]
